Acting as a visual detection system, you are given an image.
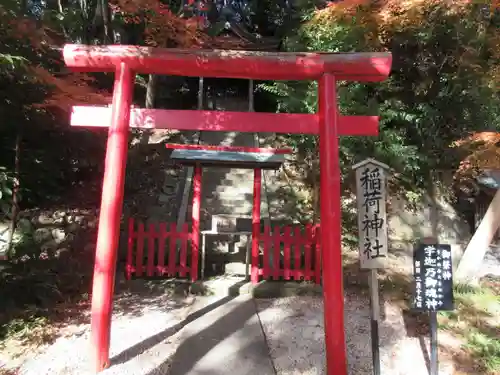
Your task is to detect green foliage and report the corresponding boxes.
[1,314,49,342]
[0,236,94,342]
[466,330,500,372]
[0,167,15,216]
[260,1,500,205]
[440,281,500,374]
[0,54,27,71]
[0,0,110,213]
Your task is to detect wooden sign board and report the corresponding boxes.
[412,243,454,311]
[353,158,389,269]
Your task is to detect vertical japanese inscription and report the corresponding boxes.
[413,244,454,311]
[355,161,388,269]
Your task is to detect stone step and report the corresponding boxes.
[215,185,253,193]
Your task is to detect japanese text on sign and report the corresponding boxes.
[354,159,388,269]
[413,244,454,311]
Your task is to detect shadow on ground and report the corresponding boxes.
[110,294,235,366]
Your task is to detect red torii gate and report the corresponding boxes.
[63,44,392,375]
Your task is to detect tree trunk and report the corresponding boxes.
[79,0,97,44]
[145,74,156,108]
[100,0,112,43]
[139,74,157,145]
[428,171,439,239]
[6,131,21,255]
[57,0,69,39]
[454,188,500,284]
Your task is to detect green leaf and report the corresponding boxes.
[2,187,13,196]
[206,21,227,37]
[0,201,10,215]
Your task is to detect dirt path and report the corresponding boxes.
[256,294,455,375]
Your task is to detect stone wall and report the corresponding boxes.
[0,208,98,261]
[386,191,470,272]
[388,195,470,245]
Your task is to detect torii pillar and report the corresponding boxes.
[63,44,392,374]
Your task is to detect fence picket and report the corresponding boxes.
[283,226,292,280]
[273,226,281,280]
[157,223,167,275]
[314,225,321,284]
[126,219,134,280]
[305,224,312,281]
[294,226,302,281]
[263,225,271,278]
[168,223,177,277]
[146,223,156,277]
[136,222,145,277]
[179,223,189,277]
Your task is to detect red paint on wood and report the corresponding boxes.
[258,224,323,283]
[126,219,134,280]
[294,227,302,281]
[273,226,281,280]
[168,223,177,277]
[263,225,271,279]
[191,165,202,282]
[128,221,322,285]
[251,168,262,284]
[125,220,198,279]
[64,41,392,374]
[70,106,379,137]
[166,143,292,154]
[259,224,322,282]
[314,226,322,285]
[136,223,145,277]
[318,74,347,375]
[63,44,392,81]
[90,63,134,373]
[305,224,313,281]
[157,223,167,275]
[147,224,155,277]
[283,226,292,280]
[179,223,188,277]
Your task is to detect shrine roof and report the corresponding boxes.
[206,23,282,51]
[63,44,392,82]
[167,144,290,169]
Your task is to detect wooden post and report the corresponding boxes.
[318,73,347,375]
[369,269,381,375]
[353,158,390,375]
[251,168,262,284]
[191,164,202,281]
[90,63,134,373]
[413,240,455,375]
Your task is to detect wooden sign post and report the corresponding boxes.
[413,243,454,375]
[353,158,389,375]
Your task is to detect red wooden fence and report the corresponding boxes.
[126,218,197,280]
[126,219,321,284]
[258,224,321,284]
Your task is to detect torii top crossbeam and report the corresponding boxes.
[63,44,391,81]
[65,45,391,136]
